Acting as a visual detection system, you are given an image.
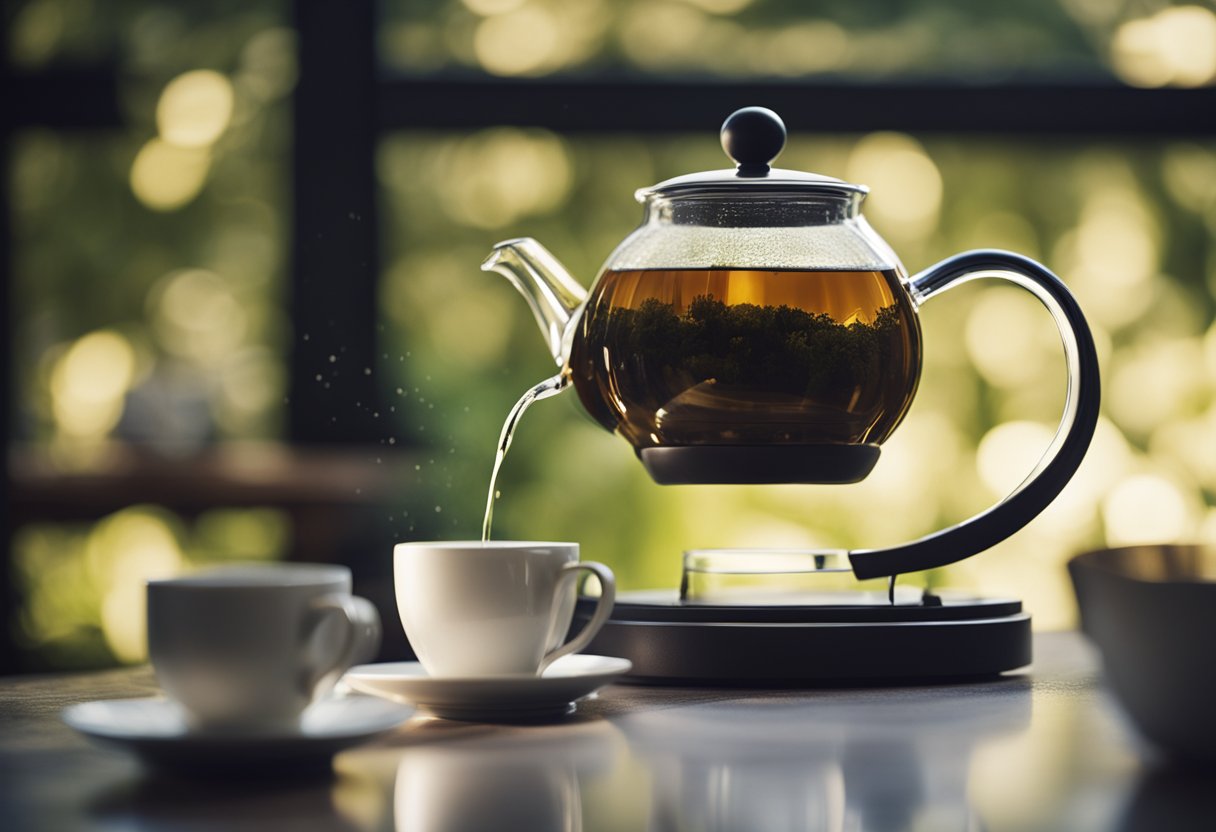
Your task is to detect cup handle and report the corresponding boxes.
[537,562,616,675]
[300,593,382,698]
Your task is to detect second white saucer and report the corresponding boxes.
[62,694,415,772]
[344,654,633,721]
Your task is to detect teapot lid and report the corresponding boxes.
[637,107,867,202]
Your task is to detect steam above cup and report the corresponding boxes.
[147,563,381,732]
[394,541,615,678]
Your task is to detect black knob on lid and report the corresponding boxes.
[720,107,786,176]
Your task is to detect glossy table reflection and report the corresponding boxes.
[1,633,1211,831]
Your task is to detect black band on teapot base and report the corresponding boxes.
[639,444,881,485]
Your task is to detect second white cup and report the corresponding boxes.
[147,563,381,732]
[395,541,615,677]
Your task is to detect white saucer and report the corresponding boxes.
[62,695,414,772]
[344,654,633,721]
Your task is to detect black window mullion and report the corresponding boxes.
[289,0,384,445]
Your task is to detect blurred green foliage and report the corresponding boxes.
[6,0,1216,668]
[380,0,1097,79]
[9,1,292,447]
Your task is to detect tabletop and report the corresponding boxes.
[0,631,1211,832]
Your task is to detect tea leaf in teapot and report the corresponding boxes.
[610,294,899,403]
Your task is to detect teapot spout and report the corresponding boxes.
[482,238,587,366]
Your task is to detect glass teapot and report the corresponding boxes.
[483,107,1100,578]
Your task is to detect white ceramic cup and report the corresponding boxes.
[394,541,616,677]
[147,563,381,732]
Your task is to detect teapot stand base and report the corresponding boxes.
[640,444,880,485]
[574,591,1030,685]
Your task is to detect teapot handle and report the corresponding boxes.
[848,250,1101,580]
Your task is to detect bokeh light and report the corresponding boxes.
[49,330,137,440]
[1111,6,1216,88]
[462,0,526,15]
[382,251,517,373]
[1103,474,1200,546]
[1057,176,1161,330]
[8,0,65,67]
[1037,418,1134,538]
[86,509,185,663]
[845,132,942,241]
[1162,144,1216,213]
[236,27,298,102]
[216,347,286,435]
[619,3,711,71]
[473,6,559,76]
[149,268,247,361]
[467,0,609,76]
[1108,339,1204,440]
[977,421,1057,498]
[129,138,211,211]
[424,128,573,228]
[156,69,235,148]
[964,287,1058,389]
[760,22,849,75]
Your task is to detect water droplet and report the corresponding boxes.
[434,506,442,513]
[415,464,421,471]
[425,375,432,381]
[375,457,382,464]
[406,351,412,357]
[328,355,337,363]
[396,387,404,395]
[303,333,310,341]
[323,382,331,389]
[355,488,362,494]
[389,406,396,412]
[363,367,372,376]
[373,412,380,418]
[427,403,434,409]
[494,490,501,499]
[388,437,397,445]
[315,374,322,382]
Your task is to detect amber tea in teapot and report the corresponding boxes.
[569,267,922,450]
